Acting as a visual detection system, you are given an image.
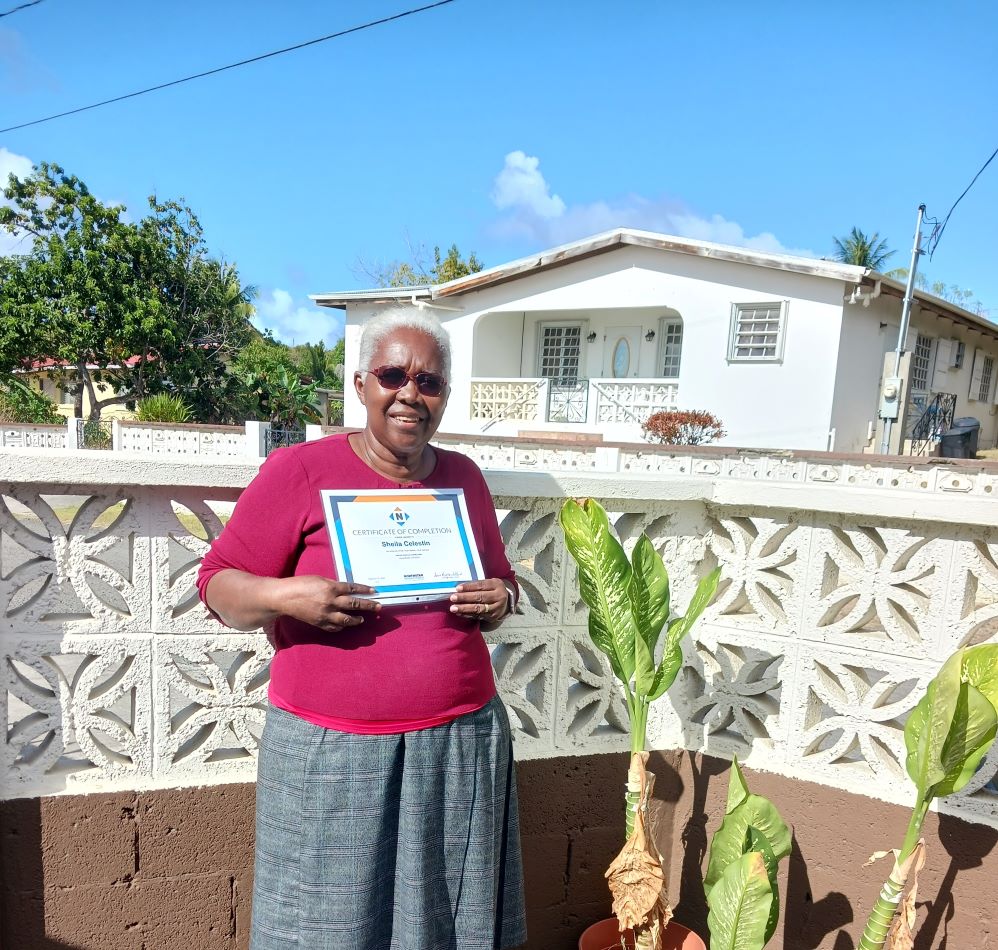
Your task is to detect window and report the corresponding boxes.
[659,318,683,377]
[910,334,933,392]
[728,302,787,361]
[538,323,582,383]
[978,355,995,402]
[968,347,996,403]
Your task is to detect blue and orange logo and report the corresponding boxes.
[389,507,410,526]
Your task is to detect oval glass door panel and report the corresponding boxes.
[612,337,630,378]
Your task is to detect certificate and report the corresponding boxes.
[320,488,485,604]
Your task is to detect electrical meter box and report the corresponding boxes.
[879,376,903,420]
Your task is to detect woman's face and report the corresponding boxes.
[354,328,450,457]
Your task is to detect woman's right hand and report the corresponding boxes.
[204,569,380,632]
[274,575,381,632]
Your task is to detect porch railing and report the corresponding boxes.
[471,378,546,428]
[470,377,680,429]
[592,379,679,424]
[908,392,957,457]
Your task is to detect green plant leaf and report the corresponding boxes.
[666,567,722,648]
[646,642,684,701]
[634,627,656,695]
[560,499,636,682]
[745,826,781,943]
[904,650,964,795]
[706,851,773,950]
[726,757,750,815]
[930,681,998,798]
[647,567,722,702]
[628,534,670,655]
[960,643,998,711]
[705,795,792,897]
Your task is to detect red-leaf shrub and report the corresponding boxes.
[642,409,726,446]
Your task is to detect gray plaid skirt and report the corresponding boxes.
[250,698,527,950]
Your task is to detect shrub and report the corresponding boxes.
[0,377,63,424]
[135,394,193,424]
[642,409,726,446]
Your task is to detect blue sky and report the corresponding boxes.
[2,0,996,346]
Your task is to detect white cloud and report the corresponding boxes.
[491,151,566,220]
[253,288,344,345]
[489,150,814,258]
[0,145,34,257]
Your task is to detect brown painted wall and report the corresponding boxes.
[2,752,996,949]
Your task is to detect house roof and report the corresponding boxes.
[21,356,150,372]
[310,226,997,340]
[310,228,869,309]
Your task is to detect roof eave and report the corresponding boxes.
[863,273,998,338]
[309,286,433,310]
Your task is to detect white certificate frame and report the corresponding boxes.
[320,488,485,604]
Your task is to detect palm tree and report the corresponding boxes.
[832,228,895,270]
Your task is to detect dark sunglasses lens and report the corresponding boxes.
[415,374,444,396]
[375,367,408,389]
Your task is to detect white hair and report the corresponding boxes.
[358,307,452,378]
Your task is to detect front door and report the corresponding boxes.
[602,326,642,378]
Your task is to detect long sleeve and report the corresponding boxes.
[196,447,311,607]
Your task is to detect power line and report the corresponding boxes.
[0,0,45,18]
[0,0,456,134]
[926,143,998,259]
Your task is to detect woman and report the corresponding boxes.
[197,309,526,950]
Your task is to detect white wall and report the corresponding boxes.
[342,246,850,450]
[829,295,897,452]
[471,311,525,377]
[910,308,998,449]
[4,446,998,830]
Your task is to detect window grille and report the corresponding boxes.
[911,335,933,392]
[660,320,683,377]
[728,303,786,361]
[539,324,582,383]
[978,355,995,402]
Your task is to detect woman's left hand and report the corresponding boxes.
[449,578,510,622]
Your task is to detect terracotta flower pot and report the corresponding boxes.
[577,917,706,950]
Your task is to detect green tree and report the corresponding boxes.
[290,340,343,388]
[329,337,345,383]
[886,267,987,315]
[832,227,895,270]
[235,337,320,427]
[0,162,255,422]
[358,241,484,288]
[0,375,62,424]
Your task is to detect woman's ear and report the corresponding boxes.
[353,371,367,406]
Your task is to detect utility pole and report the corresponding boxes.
[880,204,926,455]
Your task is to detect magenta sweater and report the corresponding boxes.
[196,434,515,733]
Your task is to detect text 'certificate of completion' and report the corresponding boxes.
[320,488,485,604]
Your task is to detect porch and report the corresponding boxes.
[462,306,683,437]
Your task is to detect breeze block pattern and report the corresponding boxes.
[2,446,997,829]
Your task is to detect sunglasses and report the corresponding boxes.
[366,365,447,397]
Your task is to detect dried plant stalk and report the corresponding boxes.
[606,752,673,950]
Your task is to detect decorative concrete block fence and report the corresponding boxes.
[1,443,997,949]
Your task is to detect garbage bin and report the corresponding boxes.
[940,417,981,458]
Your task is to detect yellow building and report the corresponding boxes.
[21,361,137,420]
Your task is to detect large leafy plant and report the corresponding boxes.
[560,498,720,832]
[560,498,720,950]
[857,643,998,950]
[705,758,791,950]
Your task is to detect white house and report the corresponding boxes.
[312,228,998,454]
